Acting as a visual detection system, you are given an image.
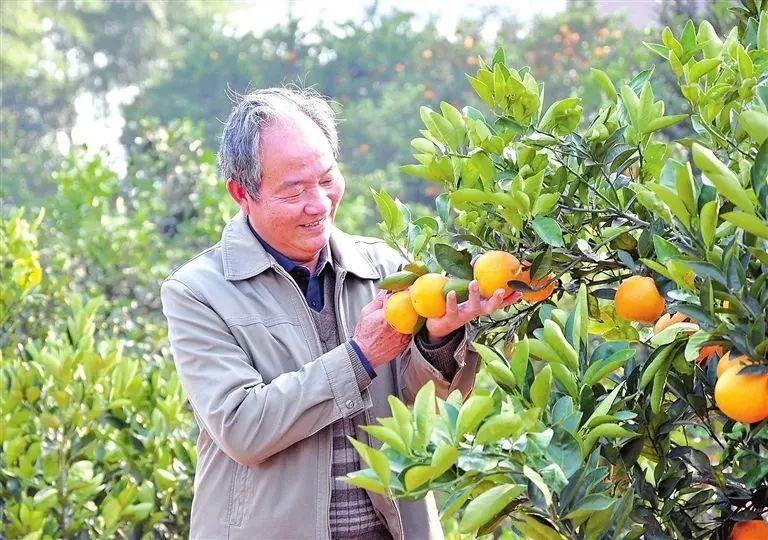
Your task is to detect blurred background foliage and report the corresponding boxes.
[0,0,738,537]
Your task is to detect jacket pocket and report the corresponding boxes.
[226,461,249,527]
[230,319,313,380]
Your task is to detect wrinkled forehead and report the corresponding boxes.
[259,112,338,186]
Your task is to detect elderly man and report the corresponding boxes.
[161,87,520,540]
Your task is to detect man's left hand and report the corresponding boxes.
[424,280,522,342]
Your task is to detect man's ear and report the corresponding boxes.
[226,179,249,212]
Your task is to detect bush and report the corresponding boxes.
[350,3,768,538]
[1,211,196,539]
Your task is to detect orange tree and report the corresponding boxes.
[346,2,768,538]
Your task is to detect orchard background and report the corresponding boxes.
[1,1,766,539]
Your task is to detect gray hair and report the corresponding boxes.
[217,86,339,199]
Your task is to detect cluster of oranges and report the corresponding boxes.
[382,251,556,334]
[619,276,768,425]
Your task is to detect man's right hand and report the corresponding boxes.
[352,291,411,368]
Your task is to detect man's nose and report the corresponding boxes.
[304,188,332,215]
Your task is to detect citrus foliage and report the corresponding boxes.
[0,121,211,538]
[353,3,768,537]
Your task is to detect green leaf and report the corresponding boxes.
[532,192,561,216]
[532,217,565,247]
[643,42,669,60]
[672,161,697,216]
[722,211,768,240]
[650,356,671,414]
[652,234,682,263]
[740,110,768,145]
[524,465,552,506]
[371,188,404,232]
[753,140,768,191]
[637,82,655,127]
[485,360,517,390]
[688,58,721,81]
[648,182,690,226]
[456,395,495,441]
[467,75,493,108]
[583,383,624,429]
[348,438,390,486]
[434,243,473,280]
[680,20,697,53]
[430,441,459,477]
[102,497,121,528]
[583,424,637,456]
[583,350,635,386]
[699,200,719,248]
[684,261,728,287]
[412,381,436,452]
[475,412,522,444]
[692,143,755,214]
[530,365,552,409]
[590,68,618,101]
[621,86,640,128]
[388,396,413,447]
[511,514,563,539]
[361,425,409,455]
[564,494,616,522]
[344,469,387,495]
[404,465,434,491]
[508,337,530,390]
[644,114,687,134]
[551,363,579,399]
[492,47,506,66]
[458,484,526,533]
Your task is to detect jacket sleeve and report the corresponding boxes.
[399,327,478,404]
[161,278,369,467]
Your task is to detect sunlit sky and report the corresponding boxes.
[230,1,567,40]
[71,1,567,172]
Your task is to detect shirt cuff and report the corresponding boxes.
[347,340,376,390]
[414,327,465,380]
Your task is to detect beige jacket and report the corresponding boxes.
[161,211,478,540]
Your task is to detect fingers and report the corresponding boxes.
[467,280,481,312]
[484,288,506,313]
[361,290,387,316]
[445,290,459,317]
[501,290,523,306]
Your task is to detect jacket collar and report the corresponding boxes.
[221,211,379,281]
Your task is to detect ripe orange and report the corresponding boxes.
[696,344,724,363]
[518,268,556,303]
[384,290,420,334]
[716,352,753,378]
[410,273,449,318]
[653,312,689,334]
[615,276,666,323]
[474,251,522,298]
[714,364,768,424]
[731,520,768,539]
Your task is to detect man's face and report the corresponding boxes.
[244,111,345,269]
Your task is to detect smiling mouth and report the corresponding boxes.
[300,218,326,228]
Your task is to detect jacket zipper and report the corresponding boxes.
[335,272,405,539]
[270,264,331,539]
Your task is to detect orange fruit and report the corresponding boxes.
[731,520,768,539]
[696,344,724,363]
[716,352,754,378]
[614,276,666,323]
[474,251,522,298]
[410,273,449,318]
[653,312,689,334]
[714,364,768,424]
[518,268,556,303]
[384,290,420,334]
